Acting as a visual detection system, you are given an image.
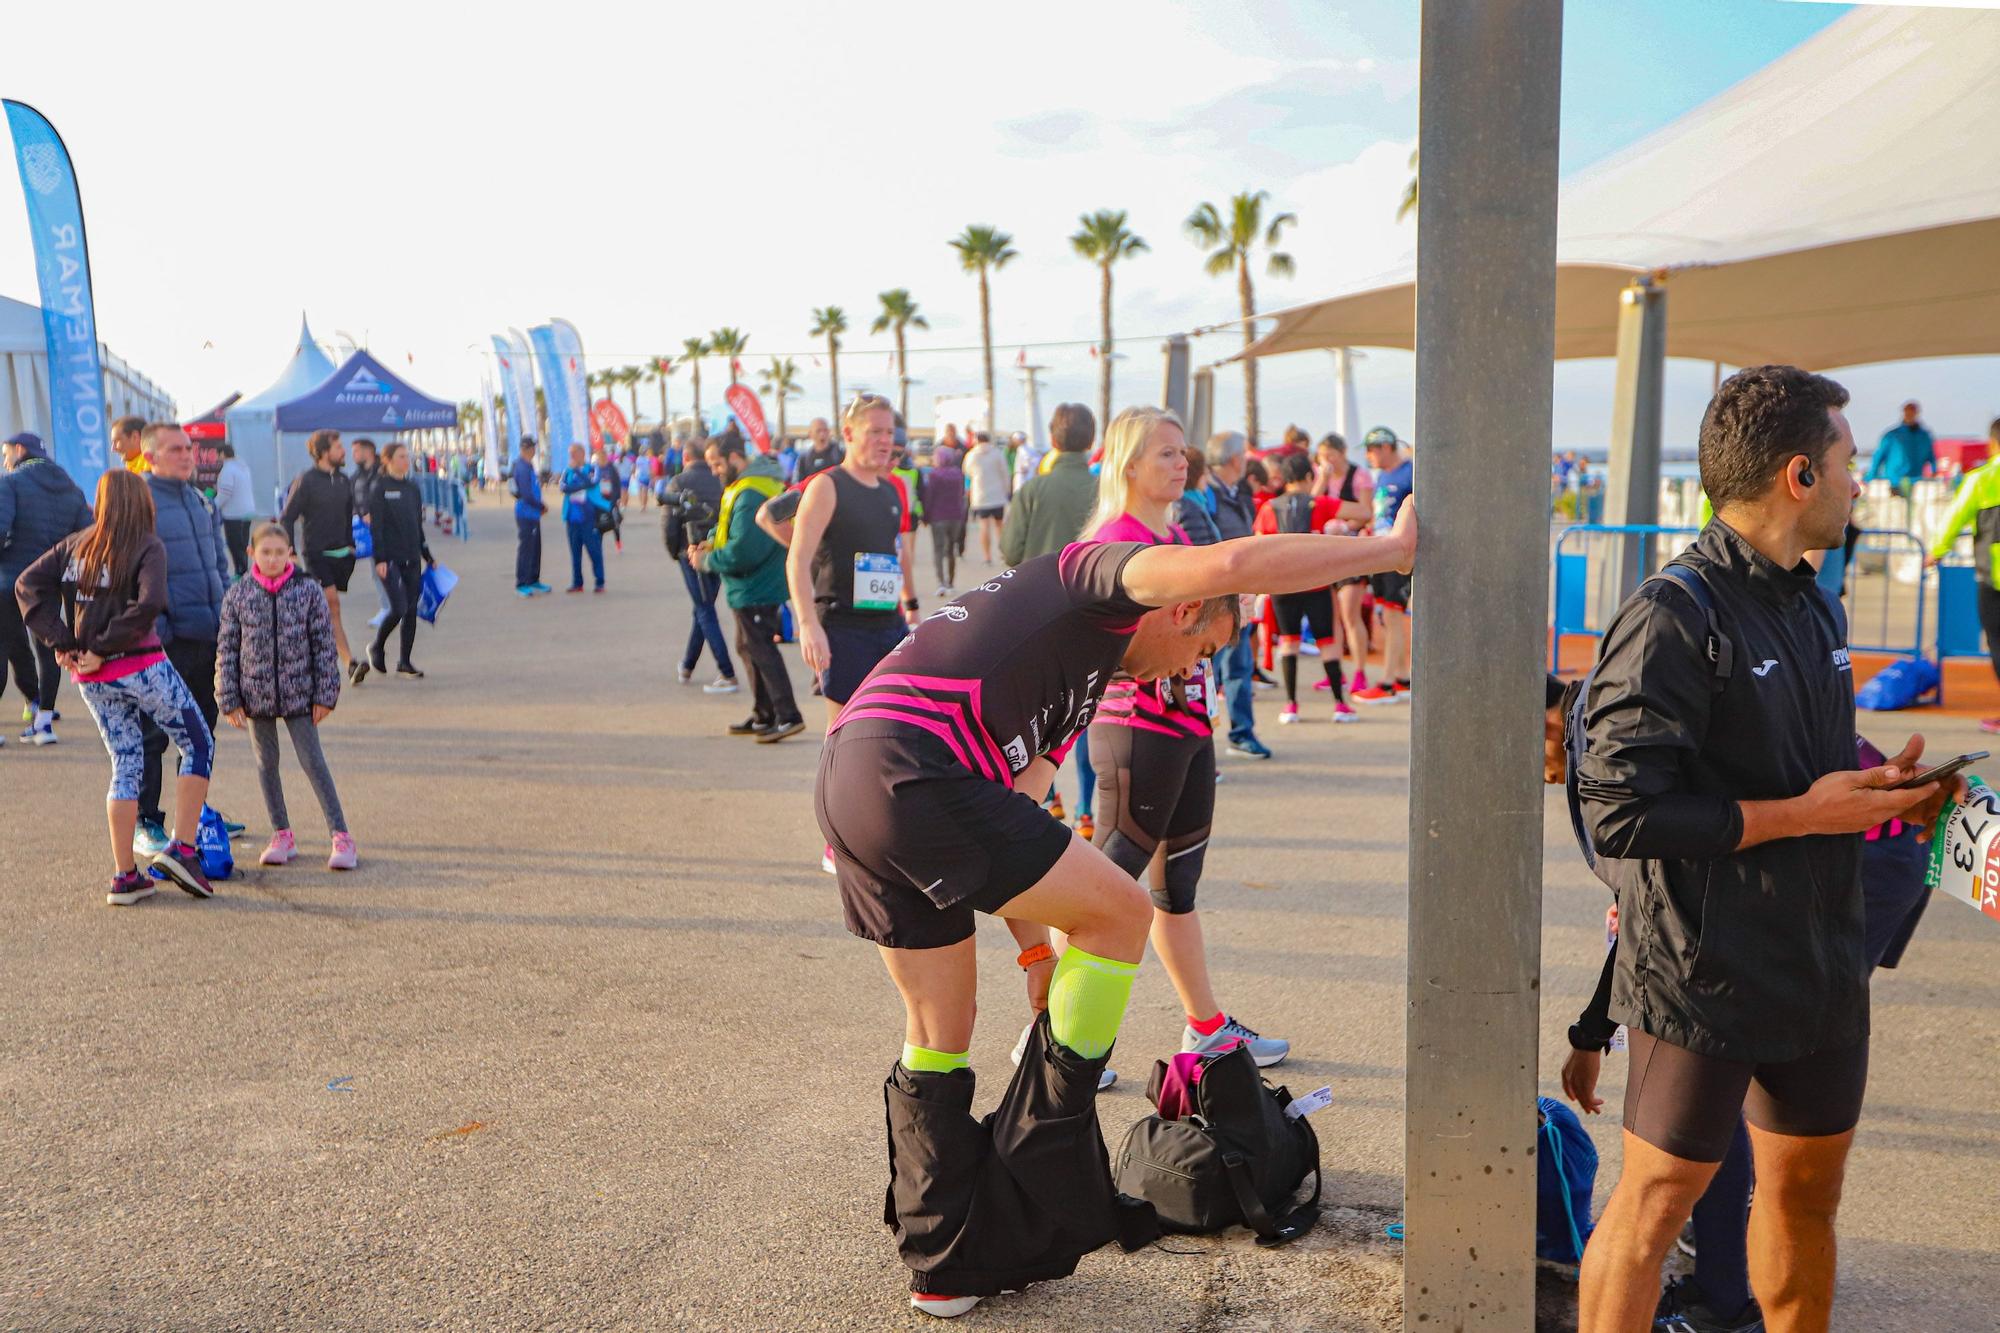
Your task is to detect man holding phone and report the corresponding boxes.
[1573,366,1956,1333]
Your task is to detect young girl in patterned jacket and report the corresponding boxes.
[216,523,356,870]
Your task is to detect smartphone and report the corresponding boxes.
[1890,751,1989,791]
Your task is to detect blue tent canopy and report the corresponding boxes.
[274,349,456,432]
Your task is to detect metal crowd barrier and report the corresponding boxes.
[1550,523,1930,675]
[416,474,471,540]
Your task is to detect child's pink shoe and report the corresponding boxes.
[259,829,296,866]
[328,832,358,871]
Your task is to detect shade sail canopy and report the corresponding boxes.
[274,349,456,431]
[1238,5,2000,371]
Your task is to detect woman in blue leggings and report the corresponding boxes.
[17,470,215,905]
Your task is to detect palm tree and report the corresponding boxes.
[680,335,711,425]
[947,225,1018,427]
[759,357,804,442]
[645,356,675,429]
[1398,149,1419,221]
[1070,210,1149,434]
[710,327,750,385]
[533,386,549,441]
[1185,191,1296,446]
[809,306,848,423]
[613,365,640,427]
[870,289,929,424]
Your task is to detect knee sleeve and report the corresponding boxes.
[1150,830,1210,914]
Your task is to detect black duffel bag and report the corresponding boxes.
[1113,1043,1321,1246]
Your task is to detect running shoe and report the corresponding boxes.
[911,1294,981,1319]
[216,811,246,836]
[676,665,695,684]
[1653,1277,1764,1332]
[821,845,837,875]
[1076,814,1095,840]
[1351,682,1400,706]
[728,717,766,736]
[702,677,741,695]
[1227,736,1273,760]
[260,829,297,865]
[1278,702,1301,725]
[133,818,171,858]
[1010,1018,1116,1091]
[328,832,358,871]
[1674,1217,1696,1259]
[1047,795,1067,822]
[106,869,156,907]
[348,659,369,686]
[593,585,606,594]
[369,647,390,676]
[1313,676,1332,691]
[20,721,57,746]
[1350,670,1370,693]
[151,842,214,898]
[367,611,386,629]
[17,703,28,723]
[395,662,425,679]
[1332,701,1359,724]
[566,584,585,594]
[756,718,806,743]
[529,583,553,595]
[1182,1015,1290,1068]
[516,586,537,598]
[1252,669,1277,689]
[1982,717,2000,735]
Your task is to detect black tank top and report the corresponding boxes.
[1273,492,1317,535]
[812,468,905,626]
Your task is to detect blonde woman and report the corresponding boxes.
[1080,407,1288,1066]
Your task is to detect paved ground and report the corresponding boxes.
[2,495,1995,1331]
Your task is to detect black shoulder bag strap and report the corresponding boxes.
[1653,562,1733,687]
[1220,1114,1322,1248]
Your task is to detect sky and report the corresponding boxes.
[2,0,1991,451]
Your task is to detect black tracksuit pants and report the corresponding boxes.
[139,637,219,826]
[373,560,424,666]
[732,604,800,727]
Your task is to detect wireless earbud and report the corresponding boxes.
[1799,465,1816,487]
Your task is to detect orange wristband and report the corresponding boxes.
[1017,943,1056,970]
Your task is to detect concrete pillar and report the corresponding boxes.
[1160,335,1190,421]
[1407,3,1564,1329]
[1019,366,1047,451]
[1592,279,1669,620]
[1188,366,1214,446]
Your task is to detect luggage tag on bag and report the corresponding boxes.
[1284,1086,1333,1120]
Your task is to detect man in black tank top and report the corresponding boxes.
[785,394,916,728]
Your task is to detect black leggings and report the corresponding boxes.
[372,560,423,665]
[1087,724,1214,913]
[0,592,60,712]
[1623,1030,1870,1162]
[1979,584,2000,688]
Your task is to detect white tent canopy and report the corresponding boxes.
[1237,5,2000,371]
[223,314,339,517]
[0,292,175,448]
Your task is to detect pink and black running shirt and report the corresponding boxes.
[1087,513,1212,741]
[832,541,1154,781]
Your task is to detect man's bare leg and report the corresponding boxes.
[1746,1125,1854,1333]
[322,586,352,669]
[1578,1131,1720,1332]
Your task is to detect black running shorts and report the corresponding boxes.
[817,721,1075,949]
[1272,588,1336,641]
[1369,570,1410,611]
[308,552,356,593]
[1088,724,1214,914]
[820,619,910,705]
[1622,1030,1870,1163]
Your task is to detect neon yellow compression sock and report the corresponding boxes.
[1046,946,1139,1059]
[901,1043,970,1074]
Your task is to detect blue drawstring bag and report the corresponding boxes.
[197,805,235,881]
[351,515,373,559]
[1855,656,1940,711]
[418,564,459,624]
[1535,1096,1596,1264]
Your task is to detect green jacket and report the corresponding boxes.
[1001,451,1098,566]
[707,457,788,608]
[1932,456,2000,588]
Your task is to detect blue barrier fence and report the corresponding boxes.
[416,474,470,540]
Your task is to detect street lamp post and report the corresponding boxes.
[1405,2,1565,1328]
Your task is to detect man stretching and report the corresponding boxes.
[820,496,1415,1318]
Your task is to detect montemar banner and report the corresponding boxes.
[505,328,537,447]
[5,101,108,477]
[550,319,591,457]
[723,382,771,454]
[527,326,575,451]
[492,334,525,450]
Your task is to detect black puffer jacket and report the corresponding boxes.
[0,456,93,591]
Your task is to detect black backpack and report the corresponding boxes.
[1563,562,1731,892]
[1113,1043,1321,1246]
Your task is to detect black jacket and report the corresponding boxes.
[0,456,93,590]
[366,472,432,566]
[661,461,723,560]
[17,531,170,662]
[280,466,355,557]
[1578,520,1864,1063]
[351,462,379,518]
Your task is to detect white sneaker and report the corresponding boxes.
[367,612,386,629]
[911,1294,981,1318]
[702,677,740,694]
[1010,1018,1116,1091]
[676,665,694,684]
[29,722,57,746]
[1183,1015,1290,1068]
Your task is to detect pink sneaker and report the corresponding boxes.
[328,832,358,871]
[1278,702,1301,725]
[1332,701,1359,723]
[259,829,297,865]
[1350,670,1369,693]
